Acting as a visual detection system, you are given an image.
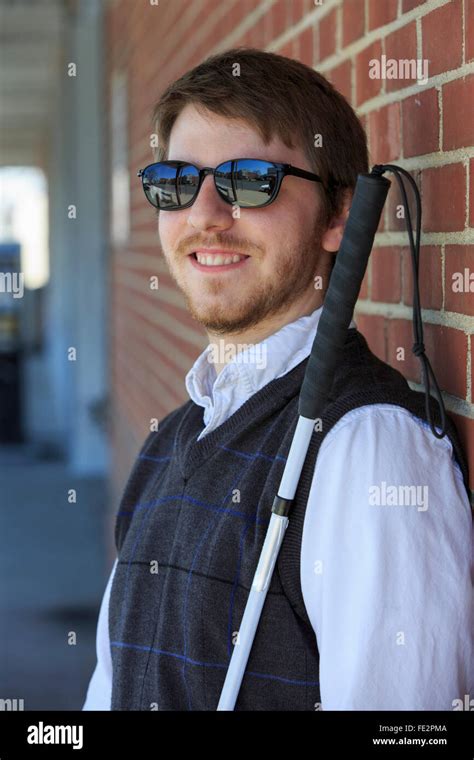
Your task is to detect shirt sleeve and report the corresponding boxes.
[300,403,474,710]
[82,558,118,710]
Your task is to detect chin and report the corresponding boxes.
[188,302,246,331]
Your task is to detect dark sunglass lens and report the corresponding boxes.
[142,163,199,209]
[176,165,200,206]
[214,161,236,203]
[230,160,277,207]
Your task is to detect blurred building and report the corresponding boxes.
[0,0,109,708]
[0,0,108,471]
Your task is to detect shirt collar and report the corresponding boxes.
[185,305,356,420]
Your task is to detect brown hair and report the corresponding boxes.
[151,47,368,229]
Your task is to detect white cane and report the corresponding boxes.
[217,169,391,710]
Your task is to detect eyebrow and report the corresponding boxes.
[164,157,273,168]
[167,157,201,166]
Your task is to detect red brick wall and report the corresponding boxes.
[105,0,474,514]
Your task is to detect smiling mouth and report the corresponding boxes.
[190,252,250,267]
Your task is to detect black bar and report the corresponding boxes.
[299,172,391,420]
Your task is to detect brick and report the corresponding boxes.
[354,313,386,360]
[472,335,474,403]
[356,39,382,106]
[470,159,474,228]
[376,180,386,232]
[327,59,352,102]
[277,41,293,58]
[384,22,418,92]
[359,265,369,299]
[466,0,474,62]
[368,102,401,163]
[291,0,307,25]
[371,246,402,303]
[375,187,386,233]
[422,323,468,398]
[319,8,337,60]
[230,31,249,48]
[342,0,365,46]
[422,0,462,77]
[384,168,421,233]
[422,163,466,233]
[298,26,314,67]
[284,0,296,26]
[386,319,420,381]
[250,23,266,47]
[262,7,273,45]
[368,0,398,30]
[402,245,442,311]
[202,0,222,18]
[402,88,439,157]
[271,0,288,40]
[444,245,474,316]
[442,76,474,151]
[402,0,426,10]
[387,321,467,398]
[290,34,300,60]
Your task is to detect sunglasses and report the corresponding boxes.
[137,158,330,211]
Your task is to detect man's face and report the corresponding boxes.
[158,103,332,335]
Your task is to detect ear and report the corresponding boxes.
[321,189,353,253]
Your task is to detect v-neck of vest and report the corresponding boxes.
[174,327,360,478]
[174,355,308,477]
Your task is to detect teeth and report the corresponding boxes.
[195,253,247,266]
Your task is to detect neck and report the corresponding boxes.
[206,288,323,376]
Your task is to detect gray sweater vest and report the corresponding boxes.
[109,328,469,710]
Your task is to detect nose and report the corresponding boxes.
[186,173,235,232]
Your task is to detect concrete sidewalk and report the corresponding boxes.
[0,444,110,710]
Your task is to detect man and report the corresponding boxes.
[83,48,473,711]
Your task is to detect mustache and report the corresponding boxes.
[176,235,261,257]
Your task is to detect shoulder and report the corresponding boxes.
[321,403,464,478]
[313,403,471,526]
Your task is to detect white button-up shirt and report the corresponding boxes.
[83,305,473,710]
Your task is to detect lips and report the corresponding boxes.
[189,250,250,272]
[187,247,251,268]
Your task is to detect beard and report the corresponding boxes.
[161,212,329,336]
